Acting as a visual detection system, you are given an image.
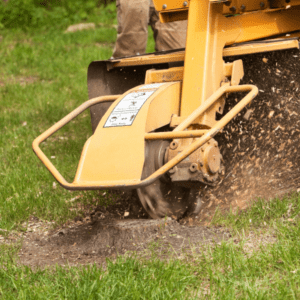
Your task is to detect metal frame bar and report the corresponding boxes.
[180,2,300,120]
[32,95,119,189]
[32,85,258,190]
[110,38,299,68]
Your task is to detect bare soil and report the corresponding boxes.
[16,193,226,268]
[18,216,225,268]
[7,47,300,269]
[0,75,38,87]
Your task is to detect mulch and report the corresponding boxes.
[198,47,300,221]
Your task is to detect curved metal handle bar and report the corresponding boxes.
[142,84,258,185]
[32,95,120,189]
[33,85,258,190]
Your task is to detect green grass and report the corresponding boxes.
[0,14,155,230]
[202,193,300,298]
[0,256,199,299]
[0,26,114,229]
[0,194,300,298]
[211,193,300,233]
[1,7,300,299]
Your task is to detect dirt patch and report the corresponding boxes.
[0,75,38,87]
[6,194,224,268]
[241,231,277,255]
[197,47,300,221]
[17,216,226,268]
[9,46,300,269]
[65,23,96,33]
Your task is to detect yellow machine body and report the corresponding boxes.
[74,83,180,186]
[33,0,300,217]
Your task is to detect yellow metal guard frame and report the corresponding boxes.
[179,1,300,125]
[32,84,258,190]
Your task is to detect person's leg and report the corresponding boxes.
[149,0,187,51]
[112,0,149,58]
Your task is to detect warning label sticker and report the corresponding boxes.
[104,91,155,128]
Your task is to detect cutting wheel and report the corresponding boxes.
[137,140,202,219]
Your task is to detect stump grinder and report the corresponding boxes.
[33,0,300,219]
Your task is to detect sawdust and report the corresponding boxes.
[198,48,300,221]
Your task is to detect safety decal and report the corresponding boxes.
[104,91,155,127]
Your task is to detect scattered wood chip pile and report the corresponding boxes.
[199,47,300,220]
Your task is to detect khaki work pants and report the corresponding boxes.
[112,0,187,58]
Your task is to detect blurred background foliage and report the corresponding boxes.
[0,0,116,30]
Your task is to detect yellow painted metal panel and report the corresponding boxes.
[159,10,188,23]
[180,1,300,123]
[224,39,299,56]
[146,82,181,132]
[110,39,299,68]
[145,67,184,84]
[73,83,180,184]
[180,1,224,125]
[220,7,300,46]
[223,0,270,15]
[153,0,190,12]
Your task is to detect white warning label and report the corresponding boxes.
[104,91,155,128]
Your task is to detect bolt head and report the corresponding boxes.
[170,141,178,150]
[183,1,188,7]
[189,163,198,173]
[162,4,167,9]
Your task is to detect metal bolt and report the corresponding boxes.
[260,2,265,8]
[240,4,246,10]
[162,4,167,9]
[183,1,188,6]
[229,6,236,12]
[189,163,198,173]
[170,141,178,150]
